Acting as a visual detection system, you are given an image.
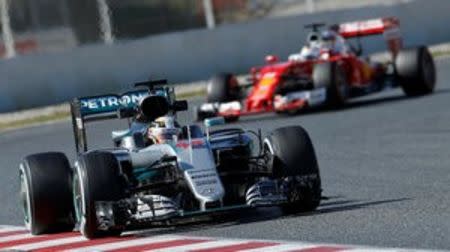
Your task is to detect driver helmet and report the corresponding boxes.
[321,30,337,50]
[147,116,181,144]
[306,32,321,48]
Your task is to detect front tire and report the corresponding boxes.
[313,62,348,107]
[19,152,74,235]
[264,126,321,213]
[207,73,239,103]
[395,46,436,96]
[74,152,125,239]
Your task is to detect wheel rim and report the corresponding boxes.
[263,144,272,163]
[73,162,88,235]
[19,165,32,229]
[72,171,82,223]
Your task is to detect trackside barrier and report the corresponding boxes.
[0,0,449,112]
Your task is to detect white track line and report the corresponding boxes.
[0,233,34,243]
[0,225,26,233]
[5,236,87,251]
[68,235,183,252]
[0,225,446,252]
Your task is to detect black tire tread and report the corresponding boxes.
[21,152,74,235]
[313,62,348,106]
[265,126,321,213]
[77,151,125,239]
[207,73,238,103]
[395,46,436,96]
[267,126,319,177]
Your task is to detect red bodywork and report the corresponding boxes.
[218,17,402,118]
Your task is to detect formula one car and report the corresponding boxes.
[197,17,436,122]
[19,80,322,239]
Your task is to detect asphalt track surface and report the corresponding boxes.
[1,58,450,250]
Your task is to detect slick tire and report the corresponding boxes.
[313,62,348,107]
[73,152,125,239]
[395,46,436,96]
[19,152,75,235]
[264,126,321,213]
[207,73,240,103]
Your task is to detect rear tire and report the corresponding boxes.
[224,116,240,123]
[207,73,239,103]
[264,126,321,213]
[395,46,436,96]
[313,62,348,107]
[74,152,125,239]
[19,152,74,235]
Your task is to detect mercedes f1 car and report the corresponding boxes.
[19,80,322,239]
[197,17,436,122]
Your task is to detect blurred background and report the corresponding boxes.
[0,0,411,58]
[1,0,448,112]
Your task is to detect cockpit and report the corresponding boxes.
[289,27,349,62]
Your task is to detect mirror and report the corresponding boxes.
[139,95,169,121]
[265,55,279,64]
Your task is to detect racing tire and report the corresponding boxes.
[395,46,436,96]
[207,73,240,103]
[224,116,240,123]
[264,126,321,213]
[313,62,348,107]
[73,152,125,239]
[19,152,75,235]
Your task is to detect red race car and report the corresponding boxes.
[197,17,436,122]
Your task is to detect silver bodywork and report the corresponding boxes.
[105,129,233,223]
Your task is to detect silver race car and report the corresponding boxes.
[19,80,322,239]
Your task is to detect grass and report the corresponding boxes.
[176,88,206,99]
[432,50,450,58]
[0,111,70,131]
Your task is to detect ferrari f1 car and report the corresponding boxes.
[19,80,322,239]
[197,17,436,122]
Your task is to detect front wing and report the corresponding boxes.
[197,87,327,120]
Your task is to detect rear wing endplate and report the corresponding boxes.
[70,90,149,153]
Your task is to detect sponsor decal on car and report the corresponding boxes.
[176,139,206,149]
[79,91,149,115]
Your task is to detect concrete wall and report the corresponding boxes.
[1,0,449,112]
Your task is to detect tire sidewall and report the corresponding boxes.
[264,126,321,212]
[74,152,125,238]
[419,48,436,92]
[207,73,239,103]
[395,46,436,96]
[313,62,348,106]
[74,159,90,238]
[264,126,320,178]
[19,153,74,235]
[333,65,349,104]
[19,163,34,232]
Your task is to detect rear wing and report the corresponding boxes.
[70,90,150,153]
[337,17,403,57]
[70,79,179,153]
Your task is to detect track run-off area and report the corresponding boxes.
[0,58,449,251]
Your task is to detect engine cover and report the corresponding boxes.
[176,138,225,210]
